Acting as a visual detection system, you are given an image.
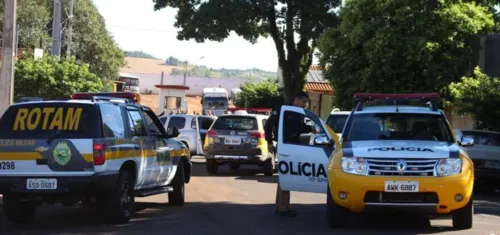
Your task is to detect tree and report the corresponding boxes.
[125,51,158,59]
[0,0,125,88]
[166,56,181,66]
[61,0,125,85]
[153,0,341,103]
[14,56,103,99]
[318,0,495,110]
[235,79,283,108]
[449,67,500,131]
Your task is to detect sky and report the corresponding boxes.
[92,0,285,72]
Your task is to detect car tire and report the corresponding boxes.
[228,163,240,170]
[168,162,185,206]
[3,194,36,224]
[105,171,135,224]
[326,186,349,229]
[263,153,275,176]
[206,159,218,174]
[452,197,473,230]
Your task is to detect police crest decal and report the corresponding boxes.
[53,142,72,166]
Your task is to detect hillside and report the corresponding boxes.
[120,56,276,79]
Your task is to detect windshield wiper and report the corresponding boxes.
[47,129,62,145]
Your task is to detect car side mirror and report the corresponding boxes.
[314,135,333,147]
[166,126,180,138]
[460,136,474,147]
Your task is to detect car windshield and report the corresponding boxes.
[326,114,349,133]
[343,113,454,142]
[204,97,228,109]
[212,116,258,131]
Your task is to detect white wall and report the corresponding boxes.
[129,72,248,96]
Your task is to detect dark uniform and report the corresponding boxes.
[264,105,312,146]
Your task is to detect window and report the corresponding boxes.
[262,119,267,130]
[142,110,162,135]
[100,104,125,138]
[343,113,454,142]
[212,116,258,130]
[462,131,500,146]
[203,97,228,109]
[168,117,186,129]
[159,117,168,125]
[127,109,146,136]
[198,117,215,130]
[326,114,349,133]
[282,111,323,145]
[0,103,100,139]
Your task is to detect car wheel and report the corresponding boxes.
[206,159,219,174]
[3,194,36,224]
[168,162,186,206]
[452,197,473,230]
[104,171,135,224]
[326,186,349,229]
[228,163,240,170]
[263,153,275,176]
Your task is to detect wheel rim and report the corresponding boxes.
[120,181,132,216]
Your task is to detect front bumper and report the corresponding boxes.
[0,173,119,200]
[328,168,474,214]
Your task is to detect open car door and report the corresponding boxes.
[277,105,337,193]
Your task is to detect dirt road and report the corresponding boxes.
[1,156,499,235]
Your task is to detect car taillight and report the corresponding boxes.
[93,143,105,166]
[208,131,217,137]
[250,132,265,139]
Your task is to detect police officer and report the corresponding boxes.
[264,91,310,217]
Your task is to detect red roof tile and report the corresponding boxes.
[305,82,333,95]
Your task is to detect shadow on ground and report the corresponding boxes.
[0,201,482,235]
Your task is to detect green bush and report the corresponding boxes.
[14,56,103,99]
[235,79,283,108]
[449,67,500,131]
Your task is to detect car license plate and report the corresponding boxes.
[484,160,500,169]
[27,178,57,190]
[384,181,419,192]
[224,137,241,145]
[214,155,247,159]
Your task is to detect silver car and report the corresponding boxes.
[454,129,500,187]
[159,114,216,156]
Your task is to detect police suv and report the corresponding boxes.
[275,93,475,230]
[0,92,192,224]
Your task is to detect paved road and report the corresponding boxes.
[1,156,499,235]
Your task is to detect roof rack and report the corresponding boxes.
[353,93,439,111]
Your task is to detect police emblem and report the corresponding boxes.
[53,142,72,166]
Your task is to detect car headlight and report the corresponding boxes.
[436,158,462,176]
[341,157,368,176]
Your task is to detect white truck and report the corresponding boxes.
[202,87,229,116]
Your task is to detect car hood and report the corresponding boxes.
[341,140,460,159]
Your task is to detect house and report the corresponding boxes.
[277,65,334,120]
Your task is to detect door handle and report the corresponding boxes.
[278,153,290,157]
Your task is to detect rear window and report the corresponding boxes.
[168,116,186,129]
[212,116,258,131]
[326,114,349,133]
[0,102,100,139]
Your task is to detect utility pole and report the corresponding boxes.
[0,0,17,116]
[66,0,74,56]
[51,0,62,56]
[183,61,188,86]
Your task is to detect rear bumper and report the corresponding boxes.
[205,153,270,164]
[0,173,119,199]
